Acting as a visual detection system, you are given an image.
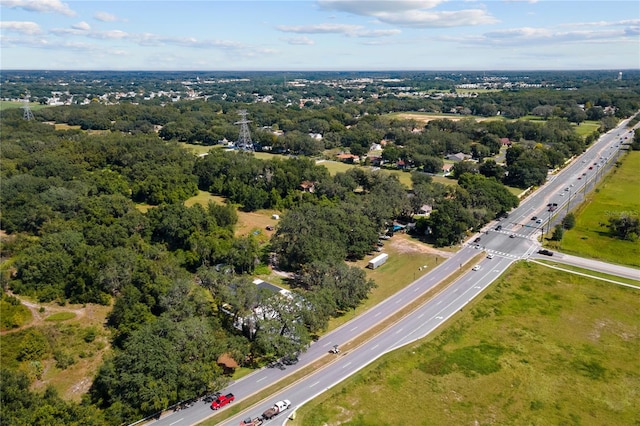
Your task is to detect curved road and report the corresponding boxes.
[147,118,638,426]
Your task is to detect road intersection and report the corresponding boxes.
[148,119,638,426]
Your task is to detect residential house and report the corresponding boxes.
[446,152,472,162]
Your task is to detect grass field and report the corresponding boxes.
[0,101,51,111]
[557,151,640,267]
[574,120,601,138]
[44,312,77,322]
[290,261,640,426]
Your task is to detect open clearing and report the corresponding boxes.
[0,295,112,401]
[389,112,492,124]
[290,261,640,426]
[558,151,640,267]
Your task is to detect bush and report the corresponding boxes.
[84,327,97,343]
[17,330,49,361]
[54,350,75,369]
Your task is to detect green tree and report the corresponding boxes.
[607,212,639,241]
[552,224,564,241]
[562,213,576,230]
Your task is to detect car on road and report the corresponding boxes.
[473,237,481,243]
[531,216,537,221]
[211,393,235,410]
[495,225,502,231]
[536,219,542,224]
[538,249,554,256]
[509,234,516,238]
[472,265,481,271]
[487,254,494,259]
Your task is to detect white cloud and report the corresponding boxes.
[277,23,399,38]
[282,36,315,45]
[377,9,499,28]
[0,0,75,16]
[317,0,498,28]
[94,11,120,22]
[71,21,90,31]
[355,29,401,37]
[318,1,444,15]
[455,25,638,47]
[277,23,362,35]
[0,20,41,35]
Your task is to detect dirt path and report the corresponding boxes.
[1,291,90,335]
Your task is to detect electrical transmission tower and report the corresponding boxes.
[234,110,254,151]
[22,104,34,121]
[21,90,34,120]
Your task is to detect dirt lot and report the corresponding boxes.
[394,113,489,124]
[387,233,454,258]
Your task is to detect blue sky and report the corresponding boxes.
[1,0,639,71]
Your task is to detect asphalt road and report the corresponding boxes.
[147,118,638,426]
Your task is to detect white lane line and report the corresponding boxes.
[256,377,266,383]
[350,327,358,332]
[395,328,404,334]
[374,312,381,317]
[370,344,379,351]
[417,313,424,319]
[310,381,320,388]
[342,362,352,369]
[170,419,184,426]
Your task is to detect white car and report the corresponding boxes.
[487,254,494,259]
[472,265,481,271]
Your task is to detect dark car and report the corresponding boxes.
[473,237,481,243]
[495,225,502,231]
[203,392,221,403]
[509,234,516,238]
[538,249,554,256]
[531,216,538,221]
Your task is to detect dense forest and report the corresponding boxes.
[1,70,639,425]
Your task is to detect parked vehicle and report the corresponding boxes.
[262,400,291,420]
[211,393,235,410]
[240,417,263,426]
[203,392,221,403]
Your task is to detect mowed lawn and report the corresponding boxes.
[559,151,640,267]
[291,261,640,426]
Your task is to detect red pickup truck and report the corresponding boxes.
[211,393,235,410]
